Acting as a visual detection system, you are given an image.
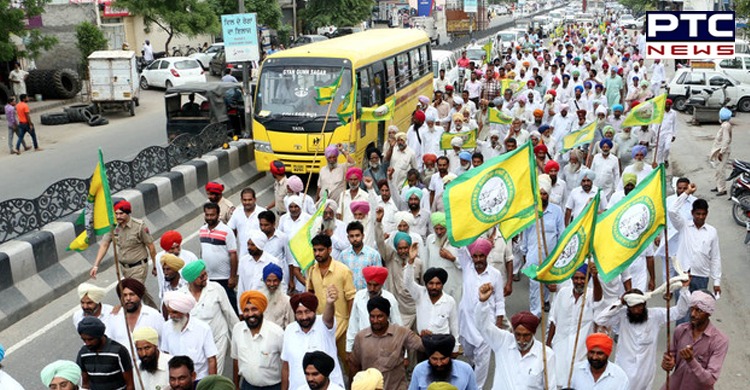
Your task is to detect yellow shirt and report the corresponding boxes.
[306,259,356,339]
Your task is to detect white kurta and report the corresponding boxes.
[404,263,460,349]
[424,233,462,303]
[590,153,620,200]
[548,285,598,384]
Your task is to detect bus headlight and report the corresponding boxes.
[254,141,273,153]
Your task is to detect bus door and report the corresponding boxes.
[368,62,387,149]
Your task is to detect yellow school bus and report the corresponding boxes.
[252,29,434,173]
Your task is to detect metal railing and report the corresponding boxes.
[0,123,228,244]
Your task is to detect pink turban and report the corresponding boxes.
[418,95,430,105]
[350,200,370,214]
[468,238,493,256]
[287,175,304,193]
[690,290,716,314]
[346,167,363,181]
[324,145,339,158]
[164,291,196,314]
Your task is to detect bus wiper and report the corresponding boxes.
[296,115,335,125]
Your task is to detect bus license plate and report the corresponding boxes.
[291,164,305,173]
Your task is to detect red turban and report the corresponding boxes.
[362,266,388,285]
[445,85,454,91]
[547,89,557,97]
[534,144,548,155]
[586,333,614,356]
[160,230,182,251]
[413,110,426,122]
[527,79,536,87]
[116,278,145,299]
[468,238,493,256]
[290,292,318,312]
[552,77,561,85]
[423,153,437,164]
[205,181,224,194]
[544,160,560,174]
[665,98,673,105]
[511,311,540,333]
[114,200,131,214]
[270,160,286,175]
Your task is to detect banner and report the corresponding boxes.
[440,129,477,150]
[360,99,395,122]
[337,82,356,123]
[562,121,597,151]
[621,93,667,128]
[314,68,344,105]
[289,192,328,271]
[488,107,513,124]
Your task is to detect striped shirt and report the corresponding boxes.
[76,337,132,390]
[199,222,237,280]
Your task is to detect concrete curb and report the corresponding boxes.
[29,97,80,114]
[0,140,266,330]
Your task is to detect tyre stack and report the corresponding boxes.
[41,103,108,126]
[26,69,82,100]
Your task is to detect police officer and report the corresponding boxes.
[90,200,158,308]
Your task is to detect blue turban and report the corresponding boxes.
[459,151,472,161]
[393,232,412,249]
[538,124,550,133]
[263,262,283,281]
[579,168,596,182]
[600,138,613,149]
[632,145,648,158]
[403,186,424,201]
[612,104,624,112]
[576,263,588,276]
[595,83,604,89]
[720,107,732,121]
[562,73,570,79]
[0,343,4,363]
[584,81,592,89]
[574,85,584,93]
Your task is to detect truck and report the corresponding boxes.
[410,16,440,45]
[87,50,140,116]
[446,10,477,35]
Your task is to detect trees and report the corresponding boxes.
[114,0,221,53]
[0,0,57,61]
[209,0,282,30]
[75,21,108,71]
[300,0,373,29]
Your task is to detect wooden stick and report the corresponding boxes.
[534,211,550,390]
[303,91,338,199]
[652,122,662,166]
[567,258,592,388]
[664,230,671,390]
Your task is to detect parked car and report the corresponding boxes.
[189,43,223,69]
[432,49,459,91]
[139,57,205,90]
[208,47,259,80]
[711,55,750,84]
[290,35,328,48]
[667,68,750,112]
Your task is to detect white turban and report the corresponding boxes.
[450,136,464,147]
[164,291,196,313]
[247,229,268,250]
[453,96,465,105]
[579,168,596,182]
[394,211,415,227]
[425,111,437,122]
[77,282,106,304]
[596,105,608,115]
[538,174,552,194]
[324,199,338,214]
[284,195,302,210]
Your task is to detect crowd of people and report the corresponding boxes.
[0,6,734,390]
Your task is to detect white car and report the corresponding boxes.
[432,50,459,91]
[667,68,750,112]
[139,57,206,90]
[710,54,750,84]
[189,43,223,69]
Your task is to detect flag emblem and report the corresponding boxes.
[472,167,515,223]
[613,197,656,248]
[554,228,585,271]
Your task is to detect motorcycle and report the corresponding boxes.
[728,159,750,227]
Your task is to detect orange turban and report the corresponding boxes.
[240,290,268,313]
[586,333,613,356]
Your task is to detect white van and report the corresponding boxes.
[432,49,459,91]
[713,54,750,84]
[736,39,750,55]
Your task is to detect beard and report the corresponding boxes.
[574,285,585,295]
[620,131,631,140]
[124,301,141,313]
[82,304,100,317]
[369,161,380,169]
[634,161,644,171]
[409,202,420,211]
[321,218,336,232]
[627,308,649,324]
[567,162,581,173]
[428,360,453,382]
[171,316,188,332]
[297,315,316,330]
[588,357,607,370]
[140,352,159,373]
[245,314,263,329]
[517,339,533,352]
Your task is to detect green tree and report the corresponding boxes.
[75,21,108,74]
[208,0,282,29]
[114,0,221,53]
[301,0,373,29]
[0,0,57,61]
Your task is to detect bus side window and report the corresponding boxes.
[419,45,430,76]
[358,69,373,107]
[396,52,410,87]
[409,48,420,81]
[385,57,397,94]
[372,61,386,105]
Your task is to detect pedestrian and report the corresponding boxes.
[570,333,629,389]
[132,326,172,390]
[302,351,344,390]
[108,278,164,352]
[221,68,239,83]
[346,266,403,353]
[266,161,288,214]
[14,94,41,153]
[198,201,239,310]
[158,253,186,303]
[73,282,114,334]
[403,264,460,353]
[76,317,135,389]
[9,63,28,97]
[155,230,198,292]
[228,187,266,258]
[237,230,287,304]
[408,334,477,390]
[259,262,295,328]
[4,96,28,154]
[143,40,154,62]
[167,356,198,390]
[708,107,733,196]
[40,360,82,390]
[205,181,234,224]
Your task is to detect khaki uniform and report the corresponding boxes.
[217,197,235,224]
[102,217,157,307]
[273,176,288,214]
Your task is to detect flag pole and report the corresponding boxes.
[652,123,662,166]
[303,92,338,200]
[567,258,592,388]
[534,209,550,390]
[664,230,672,390]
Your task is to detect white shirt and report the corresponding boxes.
[590,153,620,199]
[419,125,444,156]
[281,316,344,390]
[424,234,462,303]
[618,163,653,191]
[404,263,460,348]
[109,306,164,352]
[237,251,287,308]
[135,351,172,390]
[549,178,567,207]
[231,319,285,386]
[457,248,505,346]
[0,370,24,390]
[669,193,721,285]
[278,212,311,238]
[570,360,630,390]
[227,205,267,258]
[549,285,598,383]
[345,289,403,352]
[72,304,115,337]
[656,193,695,258]
[160,317,218,380]
[263,230,293,289]
[178,281,239,349]
[565,186,607,219]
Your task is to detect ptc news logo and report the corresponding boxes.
[646,11,735,59]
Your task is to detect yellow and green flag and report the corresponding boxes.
[501,79,525,96]
[68,149,115,251]
[289,192,328,271]
[622,93,667,128]
[592,165,667,283]
[443,142,539,246]
[440,129,477,150]
[562,121,597,151]
[314,68,344,105]
[488,107,513,124]
[361,98,396,122]
[337,82,357,123]
[524,191,600,283]
[483,41,493,64]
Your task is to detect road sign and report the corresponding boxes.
[221,13,260,63]
[464,0,477,13]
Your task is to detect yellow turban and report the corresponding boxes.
[160,253,185,271]
[428,382,458,390]
[395,132,407,141]
[132,326,159,346]
[239,290,268,313]
[77,282,105,303]
[352,368,384,390]
[452,113,464,123]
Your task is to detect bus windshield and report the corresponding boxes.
[255,65,353,120]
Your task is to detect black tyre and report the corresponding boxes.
[672,96,687,112]
[93,117,109,126]
[87,103,99,115]
[41,112,71,125]
[737,97,750,113]
[53,68,82,99]
[732,194,750,227]
[140,76,149,90]
[88,114,103,126]
[129,100,136,116]
[64,104,91,122]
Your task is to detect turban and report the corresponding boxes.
[640,80,650,87]
[422,334,455,357]
[270,160,286,175]
[533,109,544,117]
[247,229,268,250]
[132,326,159,346]
[393,231,412,248]
[622,173,637,187]
[425,111,437,122]
[445,85,454,91]
[240,290,268,313]
[413,110,426,123]
[303,351,335,377]
[665,98,673,105]
[324,145,339,158]
[423,267,448,284]
[423,153,437,164]
[576,109,587,117]
[347,167,363,181]
[489,130,500,139]
[442,173,457,184]
[511,311,540,333]
[418,95,430,105]
[612,104,624,112]
[182,260,206,283]
[552,77,561,84]
[78,282,106,304]
[116,278,145,299]
[527,80,536,87]
[350,200,370,215]
[287,175,304,193]
[205,181,224,194]
[560,104,570,112]
[579,168,596,181]
[196,375,235,390]
[602,126,615,136]
[544,160,560,173]
[538,124,551,134]
[394,211,414,226]
[263,262,284,281]
[632,145,648,158]
[586,333,614,356]
[290,292,319,312]
[324,199,338,214]
[41,360,82,387]
[367,296,391,316]
[720,107,732,121]
[403,186,423,201]
[285,195,302,210]
[388,125,399,134]
[431,212,446,227]
[160,230,182,251]
[599,138,613,149]
[428,383,458,390]
[547,89,557,97]
[574,85,584,93]
[450,136,464,147]
[468,238,493,256]
[114,200,131,214]
[0,343,4,363]
[596,105,608,115]
[453,96,465,105]
[395,132,407,141]
[78,316,106,337]
[452,113,464,123]
[160,253,185,271]
[459,151,472,162]
[595,83,604,89]
[632,75,640,80]
[164,290,197,313]
[690,290,716,314]
[517,95,527,103]
[611,66,619,73]
[534,144,548,155]
[363,266,388,285]
[538,174,552,195]
[352,368,384,390]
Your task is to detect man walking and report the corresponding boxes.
[199,202,239,310]
[4,96,28,154]
[570,333,629,389]
[14,94,41,153]
[160,291,218,380]
[77,317,135,390]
